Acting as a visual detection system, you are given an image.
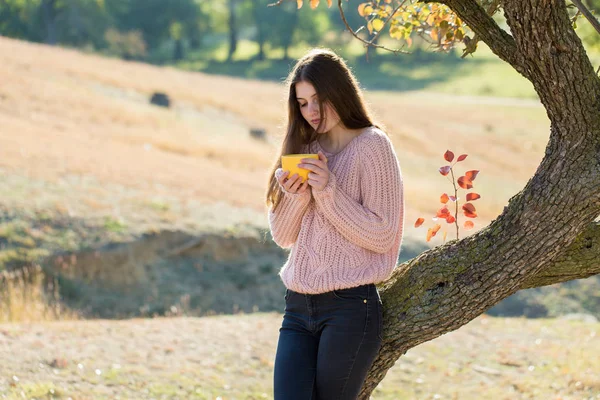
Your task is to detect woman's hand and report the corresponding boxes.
[276,168,310,195]
[298,151,330,192]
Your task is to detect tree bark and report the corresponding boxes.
[357,0,600,397]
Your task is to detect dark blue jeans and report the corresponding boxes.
[273,283,383,400]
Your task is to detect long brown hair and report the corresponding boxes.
[265,48,382,211]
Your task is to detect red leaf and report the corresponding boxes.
[457,176,473,189]
[462,203,477,218]
[464,221,474,230]
[436,205,450,218]
[465,170,480,181]
[414,217,425,228]
[449,195,457,202]
[444,150,454,162]
[466,192,481,201]
[445,215,455,223]
[457,154,468,162]
[440,193,449,204]
[439,166,451,176]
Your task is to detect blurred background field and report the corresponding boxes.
[1,0,600,398]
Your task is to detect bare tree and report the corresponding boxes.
[271,0,600,397]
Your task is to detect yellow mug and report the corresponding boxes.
[281,154,319,183]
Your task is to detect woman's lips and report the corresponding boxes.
[311,119,321,125]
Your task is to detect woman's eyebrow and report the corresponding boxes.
[296,93,317,100]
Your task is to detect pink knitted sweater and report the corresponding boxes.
[268,126,404,294]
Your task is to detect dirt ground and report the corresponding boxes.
[0,313,599,399]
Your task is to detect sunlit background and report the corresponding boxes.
[0,0,599,398]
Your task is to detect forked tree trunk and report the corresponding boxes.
[358,0,600,397]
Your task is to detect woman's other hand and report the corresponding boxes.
[275,168,310,195]
[298,151,330,192]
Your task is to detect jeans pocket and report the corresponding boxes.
[332,285,369,301]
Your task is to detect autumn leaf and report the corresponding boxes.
[440,193,449,204]
[444,150,454,162]
[426,224,442,241]
[445,215,455,223]
[358,3,367,16]
[373,18,384,32]
[415,217,425,228]
[466,192,481,201]
[462,203,477,218]
[457,154,468,161]
[449,195,457,202]
[437,205,451,218]
[439,165,451,176]
[443,230,448,241]
[465,170,480,181]
[297,0,303,9]
[310,0,319,9]
[327,0,332,6]
[464,221,474,230]
[457,175,473,189]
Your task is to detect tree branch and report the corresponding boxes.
[337,0,410,56]
[572,0,600,36]
[520,221,600,289]
[421,0,527,77]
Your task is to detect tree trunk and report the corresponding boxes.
[357,0,600,397]
[41,0,57,45]
[227,0,237,62]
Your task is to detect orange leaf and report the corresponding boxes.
[443,230,447,241]
[310,0,319,9]
[327,0,332,6]
[439,165,451,176]
[465,170,480,181]
[462,203,477,218]
[466,192,481,201]
[426,228,434,242]
[297,0,303,9]
[444,150,454,162]
[426,224,441,242]
[358,3,366,16]
[437,205,450,218]
[457,176,473,189]
[457,154,468,161]
[445,215,455,224]
[464,221,474,230]
[440,193,449,204]
[414,217,425,228]
[430,28,439,41]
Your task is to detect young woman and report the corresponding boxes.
[265,48,405,400]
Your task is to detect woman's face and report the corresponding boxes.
[295,81,341,133]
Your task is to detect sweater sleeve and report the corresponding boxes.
[312,133,404,253]
[268,167,312,249]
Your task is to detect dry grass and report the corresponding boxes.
[0,36,552,245]
[0,313,598,399]
[0,265,81,323]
